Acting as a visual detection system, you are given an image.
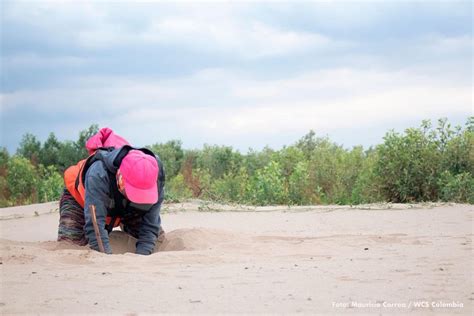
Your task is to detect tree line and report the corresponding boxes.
[0,118,472,208]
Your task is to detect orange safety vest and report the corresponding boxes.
[64,153,121,228]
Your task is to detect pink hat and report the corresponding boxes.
[119,150,159,204]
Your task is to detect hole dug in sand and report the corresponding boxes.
[109,228,237,254]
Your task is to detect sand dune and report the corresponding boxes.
[0,202,472,314]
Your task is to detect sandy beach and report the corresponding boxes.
[0,201,472,315]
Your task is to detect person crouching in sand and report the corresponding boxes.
[57,129,165,255]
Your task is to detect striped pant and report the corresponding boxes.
[57,188,147,245]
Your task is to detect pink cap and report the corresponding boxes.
[119,150,159,204]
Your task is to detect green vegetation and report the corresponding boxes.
[1,118,472,207]
[0,125,99,207]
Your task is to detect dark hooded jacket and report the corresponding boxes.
[83,147,165,255]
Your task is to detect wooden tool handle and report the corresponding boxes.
[89,205,105,253]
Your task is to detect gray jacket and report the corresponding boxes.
[83,147,165,255]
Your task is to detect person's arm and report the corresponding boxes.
[135,155,165,255]
[84,162,113,254]
[135,202,162,255]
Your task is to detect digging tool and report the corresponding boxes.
[89,204,105,253]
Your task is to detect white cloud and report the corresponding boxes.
[112,84,469,138]
[1,0,472,150]
[142,17,333,58]
[1,53,90,68]
[1,86,471,154]
[3,0,106,31]
[2,66,470,135]
[3,1,337,57]
[6,65,467,147]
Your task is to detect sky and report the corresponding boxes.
[0,0,472,153]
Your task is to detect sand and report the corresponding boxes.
[0,201,472,315]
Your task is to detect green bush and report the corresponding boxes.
[375,119,473,203]
[211,167,250,203]
[76,124,99,159]
[288,161,312,205]
[7,156,38,204]
[0,176,9,207]
[351,149,383,204]
[0,147,9,172]
[243,147,275,177]
[37,165,64,203]
[196,145,242,179]
[2,117,472,207]
[438,171,474,203]
[305,137,347,203]
[192,168,213,199]
[0,147,9,206]
[166,174,193,202]
[17,133,41,165]
[149,140,184,179]
[248,161,287,205]
[441,120,473,175]
[40,133,62,168]
[56,141,82,172]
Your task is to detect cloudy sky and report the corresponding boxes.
[1,1,472,153]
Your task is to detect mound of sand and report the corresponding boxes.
[108,228,240,253]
